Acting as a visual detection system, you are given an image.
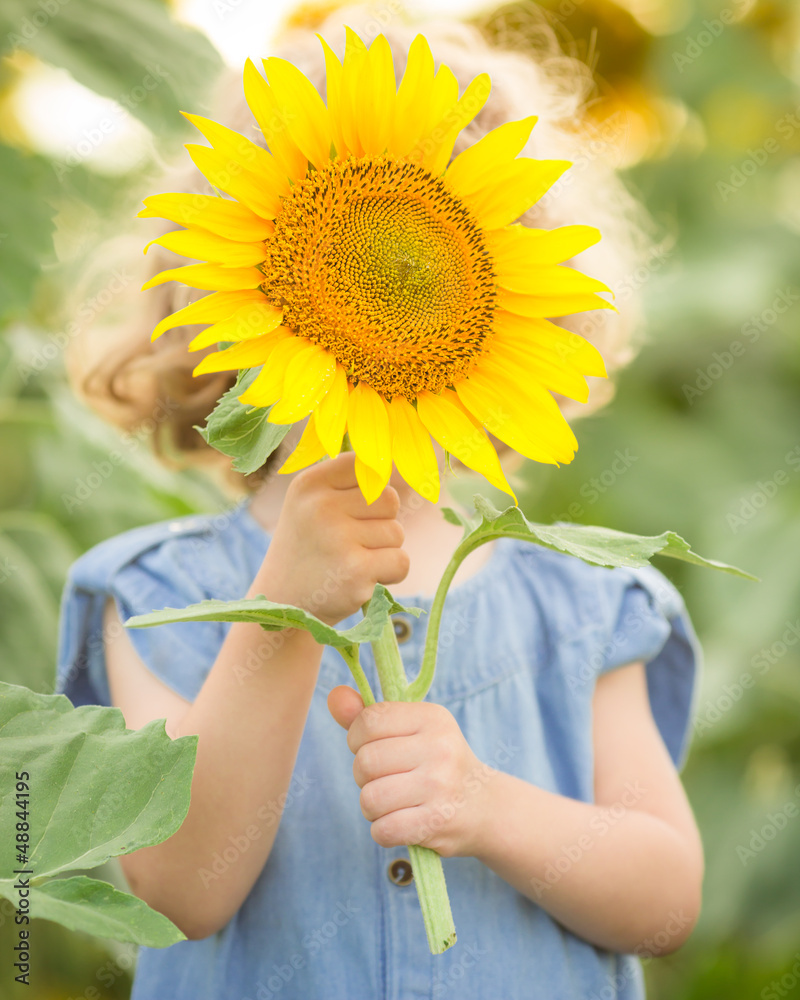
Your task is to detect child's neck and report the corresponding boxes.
[246,469,496,600]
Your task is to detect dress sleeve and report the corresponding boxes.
[55,523,237,709]
[594,563,702,770]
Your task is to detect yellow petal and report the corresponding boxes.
[387,396,440,502]
[354,456,388,506]
[497,262,612,298]
[413,73,491,176]
[416,389,516,501]
[142,263,263,292]
[150,289,265,340]
[238,336,308,407]
[267,345,336,424]
[192,331,284,375]
[391,34,435,158]
[347,382,391,485]
[144,228,267,267]
[317,35,347,155]
[139,193,273,241]
[487,335,590,403]
[264,56,331,170]
[186,145,281,220]
[182,112,291,198]
[459,158,571,230]
[188,301,284,350]
[279,418,327,475]
[487,225,601,271]
[454,373,573,465]
[314,365,349,458]
[444,116,537,197]
[339,27,369,157]
[498,287,616,319]
[242,58,308,181]
[493,310,607,379]
[409,64,459,168]
[358,34,396,156]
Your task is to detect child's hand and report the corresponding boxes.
[328,686,492,858]
[259,452,410,626]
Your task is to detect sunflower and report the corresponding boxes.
[140,29,614,504]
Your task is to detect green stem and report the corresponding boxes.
[337,643,376,706]
[408,844,457,953]
[406,532,501,702]
[367,610,457,954]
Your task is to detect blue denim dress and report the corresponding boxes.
[55,498,701,1000]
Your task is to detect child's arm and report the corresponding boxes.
[329,660,703,956]
[104,453,409,940]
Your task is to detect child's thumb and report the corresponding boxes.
[327,685,365,730]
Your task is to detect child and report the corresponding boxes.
[57,7,704,999]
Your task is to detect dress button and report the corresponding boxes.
[387,858,414,886]
[392,616,412,644]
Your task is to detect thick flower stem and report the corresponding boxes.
[369,615,457,954]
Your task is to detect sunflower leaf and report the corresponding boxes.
[27,876,185,947]
[440,506,472,536]
[465,495,758,580]
[196,368,290,475]
[127,583,423,646]
[0,681,195,946]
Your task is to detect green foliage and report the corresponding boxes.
[197,368,292,475]
[128,583,422,646]
[0,0,797,992]
[0,682,197,945]
[0,0,222,135]
[0,146,57,324]
[451,495,757,579]
[0,0,222,325]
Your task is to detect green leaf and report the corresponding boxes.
[28,876,185,947]
[197,368,291,475]
[465,495,758,580]
[0,0,223,138]
[0,681,196,945]
[0,144,57,323]
[440,506,472,534]
[127,583,423,647]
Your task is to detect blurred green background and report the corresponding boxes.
[0,0,798,996]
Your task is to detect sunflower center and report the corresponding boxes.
[259,155,496,398]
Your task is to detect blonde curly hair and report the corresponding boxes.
[65,2,663,496]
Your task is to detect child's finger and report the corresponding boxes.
[346,701,423,754]
[327,685,365,730]
[317,451,359,490]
